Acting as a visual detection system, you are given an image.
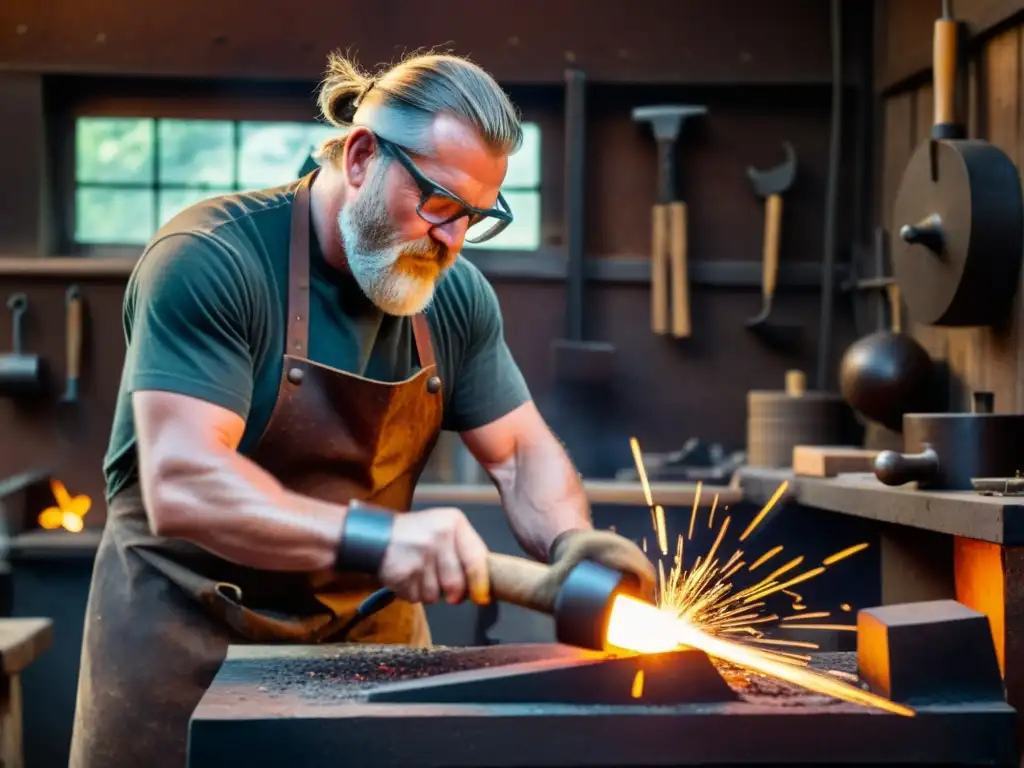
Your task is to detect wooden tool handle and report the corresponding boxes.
[933,18,958,127]
[785,369,806,397]
[66,287,83,380]
[668,201,691,338]
[650,205,669,335]
[887,283,902,333]
[763,194,782,298]
[486,552,557,614]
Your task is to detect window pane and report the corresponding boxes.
[504,122,540,189]
[158,119,235,186]
[463,190,540,251]
[76,187,155,245]
[76,118,155,184]
[158,188,233,228]
[238,122,339,188]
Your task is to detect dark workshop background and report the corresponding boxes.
[0,0,875,520]
[877,0,1024,414]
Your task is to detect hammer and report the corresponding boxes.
[338,553,647,651]
[746,142,798,341]
[633,105,707,338]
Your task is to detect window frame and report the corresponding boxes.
[55,78,550,258]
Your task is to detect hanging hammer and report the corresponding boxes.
[632,105,707,339]
[746,142,797,335]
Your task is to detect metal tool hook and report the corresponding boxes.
[6,294,28,354]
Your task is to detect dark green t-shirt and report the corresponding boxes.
[103,179,532,502]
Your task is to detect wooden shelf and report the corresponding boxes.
[0,252,846,289]
[739,467,1024,545]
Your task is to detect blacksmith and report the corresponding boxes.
[69,51,655,767]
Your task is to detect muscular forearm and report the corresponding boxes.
[489,436,592,561]
[143,448,347,572]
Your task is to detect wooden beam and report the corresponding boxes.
[0,75,48,255]
[0,0,847,85]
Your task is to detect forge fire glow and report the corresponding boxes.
[604,593,914,716]
[623,437,914,717]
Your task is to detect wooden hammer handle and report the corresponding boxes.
[668,201,691,338]
[66,289,83,382]
[763,194,782,299]
[486,552,557,614]
[933,18,958,128]
[650,204,669,335]
[887,283,902,334]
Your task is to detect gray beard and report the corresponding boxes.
[337,167,450,317]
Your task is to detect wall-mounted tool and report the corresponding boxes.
[874,391,1024,491]
[745,141,799,347]
[632,104,707,338]
[891,1,1024,327]
[56,285,85,438]
[839,227,942,433]
[545,68,623,480]
[0,293,45,399]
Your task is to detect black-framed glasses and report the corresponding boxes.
[374,134,514,244]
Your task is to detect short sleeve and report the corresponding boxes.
[443,272,531,432]
[123,232,259,419]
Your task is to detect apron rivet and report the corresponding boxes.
[426,375,442,394]
[287,367,305,385]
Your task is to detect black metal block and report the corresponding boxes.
[365,648,737,705]
[857,599,1005,705]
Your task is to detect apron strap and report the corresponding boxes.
[412,314,437,371]
[286,172,316,359]
[288,169,438,378]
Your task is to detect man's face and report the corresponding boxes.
[339,114,508,316]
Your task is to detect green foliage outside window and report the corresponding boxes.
[74,117,542,251]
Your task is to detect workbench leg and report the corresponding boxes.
[954,538,1024,765]
[0,674,23,768]
[879,524,955,604]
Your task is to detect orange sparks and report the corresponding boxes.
[780,611,831,621]
[629,437,653,506]
[708,492,720,529]
[841,603,852,612]
[743,567,827,604]
[738,481,789,542]
[631,669,644,698]
[823,543,870,566]
[625,456,878,707]
[783,590,807,610]
[748,545,784,571]
[654,505,668,556]
[688,481,703,540]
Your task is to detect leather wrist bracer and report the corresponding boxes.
[334,500,395,574]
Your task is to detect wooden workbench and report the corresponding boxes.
[739,466,1024,758]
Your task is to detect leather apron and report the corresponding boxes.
[69,171,444,768]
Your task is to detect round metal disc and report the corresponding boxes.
[891,139,1023,327]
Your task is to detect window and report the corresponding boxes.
[73,117,542,251]
[462,122,541,252]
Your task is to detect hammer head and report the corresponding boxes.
[632,104,708,142]
[747,141,797,197]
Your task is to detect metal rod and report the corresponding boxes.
[816,0,843,390]
[564,68,587,341]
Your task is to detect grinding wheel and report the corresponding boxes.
[890,7,1024,328]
